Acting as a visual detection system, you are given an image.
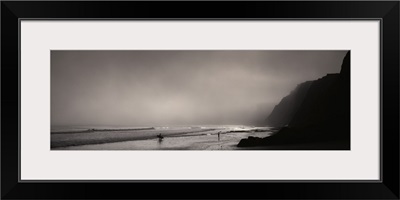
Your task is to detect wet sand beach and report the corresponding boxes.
[52,126,272,150]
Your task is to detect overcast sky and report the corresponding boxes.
[51,50,347,127]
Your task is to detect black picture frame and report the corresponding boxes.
[1,1,399,199]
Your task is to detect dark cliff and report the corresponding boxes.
[266,81,313,127]
[239,51,350,149]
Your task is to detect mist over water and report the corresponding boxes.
[51,50,347,127]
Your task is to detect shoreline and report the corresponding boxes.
[53,131,271,151]
[51,127,156,135]
[51,128,219,149]
[51,127,273,150]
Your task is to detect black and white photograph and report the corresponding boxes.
[51,50,350,150]
[4,1,399,199]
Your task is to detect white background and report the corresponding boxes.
[21,21,380,180]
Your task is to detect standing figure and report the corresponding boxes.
[157,133,164,142]
[218,131,221,141]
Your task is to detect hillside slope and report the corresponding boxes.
[238,51,350,149]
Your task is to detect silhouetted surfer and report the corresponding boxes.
[157,133,164,142]
[218,132,221,141]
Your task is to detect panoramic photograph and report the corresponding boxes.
[51,50,350,150]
